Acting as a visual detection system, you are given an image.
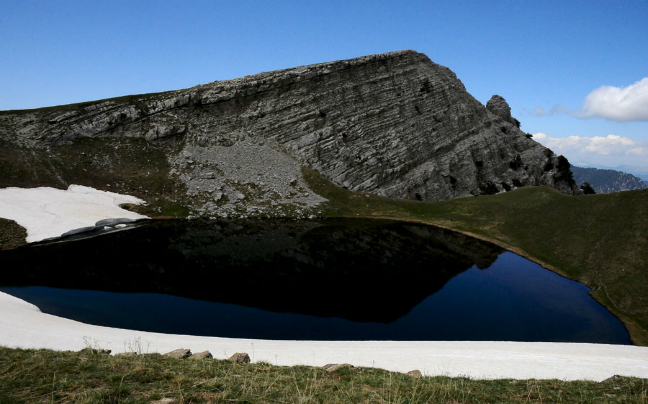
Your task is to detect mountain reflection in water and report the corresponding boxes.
[0,219,632,343]
[1,219,501,322]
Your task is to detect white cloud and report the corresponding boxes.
[581,78,648,122]
[530,107,547,116]
[528,104,580,118]
[583,134,635,155]
[529,78,648,122]
[533,132,648,166]
[627,147,647,156]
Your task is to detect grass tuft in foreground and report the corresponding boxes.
[0,347,646,403]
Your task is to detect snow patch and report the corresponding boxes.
[0,185,149,242]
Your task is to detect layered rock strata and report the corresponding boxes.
[0,50,579,214]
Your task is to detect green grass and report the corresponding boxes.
[303,167,648,346]
[0,347,646,403]
[0,136,192,223]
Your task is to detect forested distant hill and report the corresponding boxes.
[572,166,648,194]
[611,165,648,183]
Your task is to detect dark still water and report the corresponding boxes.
[0,219,631,343]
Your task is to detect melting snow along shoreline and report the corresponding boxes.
[1,291,648,381]
[1,185,647,381]
[0,185,149,242]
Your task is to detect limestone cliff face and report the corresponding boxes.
[0,50,579,214]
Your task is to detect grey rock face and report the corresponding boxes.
[0,50,580,210]
[486,95,513,123]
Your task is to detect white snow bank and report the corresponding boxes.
[1,292,647,381]
[1,185,647,381]
[0,185,149,242]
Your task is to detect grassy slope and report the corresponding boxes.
[303,168,648,346]
[1,347,646,403]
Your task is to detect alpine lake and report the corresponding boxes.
[0,218,631,344]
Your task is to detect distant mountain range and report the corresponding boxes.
[572,166,648,194]
[610,165,648,182]
[582,164,648,182]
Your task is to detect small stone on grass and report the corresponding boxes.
[189,350,213,360]
[228,352,250,363]
[164,348,192,359]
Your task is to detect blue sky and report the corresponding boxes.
[1,0,647,169]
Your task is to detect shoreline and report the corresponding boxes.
[1,185,647,380]
[351,214,640,346]
[1,204,640,346]
[1,291,647,381]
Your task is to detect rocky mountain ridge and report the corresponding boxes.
[0,50,580,216]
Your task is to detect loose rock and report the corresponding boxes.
[189,350,213,360]
[151,399,177,404]
[164,348,192,359]
[228,352,250,364]
[323,363,355,372]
